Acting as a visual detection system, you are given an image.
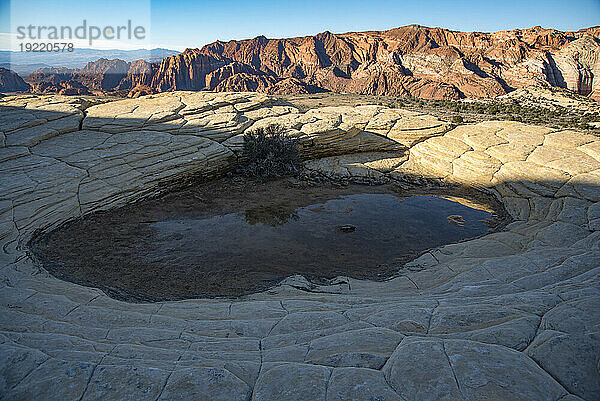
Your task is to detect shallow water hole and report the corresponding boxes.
[29,177,506,301]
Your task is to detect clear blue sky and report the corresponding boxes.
[1,0,599,50]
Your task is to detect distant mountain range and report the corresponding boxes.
[2,26,599,100]
[0,48,179,75]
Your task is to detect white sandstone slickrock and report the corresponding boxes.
[0,91,599,400]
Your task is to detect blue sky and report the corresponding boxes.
[1,0,599,50]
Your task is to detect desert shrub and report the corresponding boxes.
[239,125,301,179]
[451,115,464,124]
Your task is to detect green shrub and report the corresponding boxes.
[239,125,301,179]
[451,115,464,124]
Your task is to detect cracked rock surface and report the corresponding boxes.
[0,92,598,400]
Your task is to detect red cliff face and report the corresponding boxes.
[149,50,227,91]
[24,67,90,94]
[194,25,600,99]
[25,59,129,94]
[77,58,130,90]
[117,60,156,91]
[24,25,600,100]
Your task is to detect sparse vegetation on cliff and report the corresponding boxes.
[282,92,600,135]
[428,98,600,131]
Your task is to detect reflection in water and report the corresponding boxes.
[32,192,498,300]
[245,204,299,226]
[147,194,493,282]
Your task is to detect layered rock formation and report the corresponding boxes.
[23,25,600,100]
[0,67,30,92]
[545,35,600,98]
[0,92,599,400]
[25,59,131,94]
[25,67,79,94]
[76,58,130,91]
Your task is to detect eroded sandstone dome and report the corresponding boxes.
[0,92,598,400]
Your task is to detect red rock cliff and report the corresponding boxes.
[24,25,600,100]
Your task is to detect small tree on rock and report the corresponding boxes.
[451,115,464,125]
[239,125,301,180]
